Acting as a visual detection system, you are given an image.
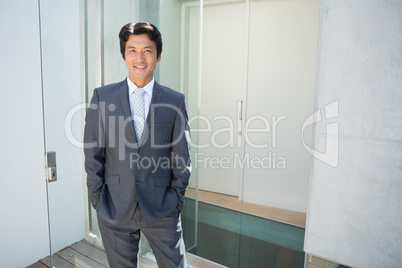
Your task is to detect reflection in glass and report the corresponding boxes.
[190,202,305,268]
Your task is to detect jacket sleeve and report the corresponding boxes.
[170,95,191,211]
[84,89,106,209]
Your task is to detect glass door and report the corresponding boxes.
[39,0,86,266]
[159,0,202,253]
[40,0,201,266]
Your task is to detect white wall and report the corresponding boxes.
[305,1,402,267]
[0,0,49,266]
[242,0,319,212]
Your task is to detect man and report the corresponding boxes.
[84,21,191,267]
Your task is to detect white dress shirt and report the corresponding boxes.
[127,77,154,121]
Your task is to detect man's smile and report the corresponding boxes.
[124,34,160,87]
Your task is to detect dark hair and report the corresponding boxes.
[119,22,162,60]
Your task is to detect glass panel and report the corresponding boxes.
[237,213,305,267]
[159,0,201,251]
[190,202,305,268]
[83,0,201,261]
[38,0,86,265]
[189,202,242,266]
[85,0,102,242]
[188,0,320,266]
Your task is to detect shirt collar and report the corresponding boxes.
[127,77,154,97]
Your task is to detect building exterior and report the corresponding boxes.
[0,0,401,267]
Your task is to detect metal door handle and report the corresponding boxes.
[238,100,243,136]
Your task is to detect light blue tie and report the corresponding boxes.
[133,88,145,141]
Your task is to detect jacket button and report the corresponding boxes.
[135,182,141,185]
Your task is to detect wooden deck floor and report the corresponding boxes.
[28,190,307,267]
[27,239,225,268]
[27,239,341,268]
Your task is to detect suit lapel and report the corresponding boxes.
[147,81,163,123]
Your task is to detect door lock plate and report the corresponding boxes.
[45,151,57,182]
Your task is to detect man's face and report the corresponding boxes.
[124,34,161,87]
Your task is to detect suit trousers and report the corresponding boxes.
[97,204,187,268]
